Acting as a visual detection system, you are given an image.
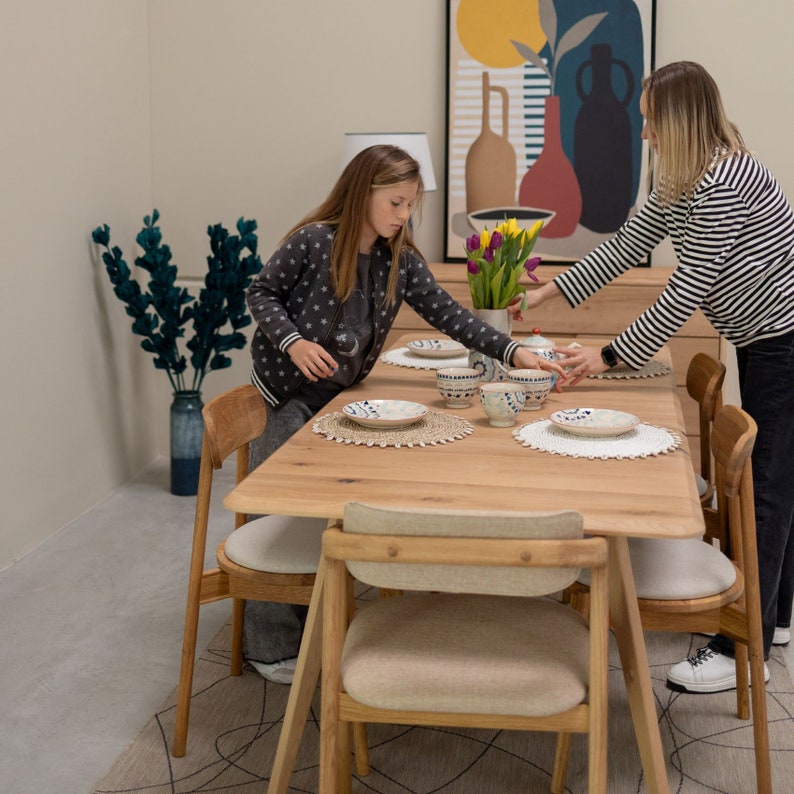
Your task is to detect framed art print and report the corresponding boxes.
[444,0,656,263]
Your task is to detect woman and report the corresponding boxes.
[528,60,794,693]
[244,144,565,683]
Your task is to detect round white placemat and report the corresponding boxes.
[381,346,470,370]
[588,359,672,379]
[513,419,681,459]
[312,411,474,448]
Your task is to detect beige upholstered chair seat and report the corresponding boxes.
[223,516,326,572]
[342,592,590,716]
[695,471,709,498]
[628,537,737,600]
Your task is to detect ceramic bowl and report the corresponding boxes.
[436,367,481,408]
[508,368,553,411]
[479,382,526,427]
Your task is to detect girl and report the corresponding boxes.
[244,144,565,683]
[528,61,794,692]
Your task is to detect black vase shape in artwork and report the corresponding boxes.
[573,44,635,233]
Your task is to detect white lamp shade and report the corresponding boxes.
[342,132,437,192]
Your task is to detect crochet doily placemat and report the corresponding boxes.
[513,419,681,460]
[588,359,672,379]
[312,411,474,448]
[381,346,470,370]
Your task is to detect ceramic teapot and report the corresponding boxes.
[518,328,556,363]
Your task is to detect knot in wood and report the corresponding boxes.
[387,545,399,557]
[520,550,532,562]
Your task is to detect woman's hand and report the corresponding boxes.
[553,345,609,386]
[287,339,338,382]
[512,347,568,390]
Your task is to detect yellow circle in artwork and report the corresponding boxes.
[457,0,547,69]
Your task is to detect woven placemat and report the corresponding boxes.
[381,346,470,370]
[513,419,681,459]
[312,411,474,448]
[588,359,672,379]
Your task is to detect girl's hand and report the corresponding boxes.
[511,347,567,391]
[287,339,338,382]
[553,345,609,386]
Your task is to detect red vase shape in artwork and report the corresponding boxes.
[519,95,582,238]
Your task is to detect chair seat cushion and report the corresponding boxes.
[628,537,737,600]
[223,515,326,573]
[694,471,709,497]
[341,592,590,717]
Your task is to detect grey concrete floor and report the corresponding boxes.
[0,458,791,794]
[0,459,232,794]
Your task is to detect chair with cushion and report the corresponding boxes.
[319,503,611,794]
[171,384,329,758]
[567,404,770,793]
[687,352,726,514]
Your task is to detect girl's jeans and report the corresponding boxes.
[710,329,794,659]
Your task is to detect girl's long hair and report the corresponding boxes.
[283,144,425,304]
[643,61,747,205]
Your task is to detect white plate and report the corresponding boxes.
[549,408,640,437]
[406,339,468,359]
[342,399,429,429]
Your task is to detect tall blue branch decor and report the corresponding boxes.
[91,210,262,495]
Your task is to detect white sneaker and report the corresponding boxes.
[249,656,298,685]
[667,647,770,693]
[774,626,791,646]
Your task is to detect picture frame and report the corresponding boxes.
[444,0,656,264]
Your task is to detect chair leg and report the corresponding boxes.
[338,722,352,794]
[231,597,245,676]
[353,722,370,776]
[172,590,202,757]
[749,649,772,794]
[734,642,750,720]
[551,732,571,793]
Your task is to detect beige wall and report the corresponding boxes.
[1,0,791,570]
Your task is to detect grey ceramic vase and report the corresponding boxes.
[170,390,204,496]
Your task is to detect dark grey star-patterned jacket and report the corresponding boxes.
[247,223,520,408]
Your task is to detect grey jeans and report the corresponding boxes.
[243,397,317,665]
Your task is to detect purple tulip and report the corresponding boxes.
[466,259,479,275]
[524,256,541,282]
[483,247,494,263]
[466,234,480,252]
[490,231,503,249]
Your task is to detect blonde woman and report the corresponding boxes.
[527,60,794,692]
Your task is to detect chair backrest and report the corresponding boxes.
[197,385,267,530]
[202,384,267,470]
[686,352,726,481]
[338,503,590,597]
[711,404,757,570]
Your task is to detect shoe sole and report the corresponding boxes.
[667,666,770,694]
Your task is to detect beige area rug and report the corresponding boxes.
[94,618,794,794]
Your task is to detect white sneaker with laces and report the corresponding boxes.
[667,647,770,693]
[773,626,791,646]
[249,656,298,685]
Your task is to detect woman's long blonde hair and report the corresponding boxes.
[643,61,747,205]
[284,144,425,304]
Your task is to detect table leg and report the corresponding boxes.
[267,559,325,794]
[608,537,670,794]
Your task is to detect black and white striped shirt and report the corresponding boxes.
[554,152,794,369]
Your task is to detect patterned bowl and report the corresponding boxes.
[479,382,526,427]
[508,368,553,410]
[436,367,481,408]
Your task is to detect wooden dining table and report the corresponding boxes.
[223,332,705,794]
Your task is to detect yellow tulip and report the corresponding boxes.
[480,229,490,249]
[506,217,518,236]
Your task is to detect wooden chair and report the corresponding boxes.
[171,384,329,757]
[687,352,726,513]
[568,404,770,793]
[319,504,610,794]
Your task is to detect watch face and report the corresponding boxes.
[601,345,618,367]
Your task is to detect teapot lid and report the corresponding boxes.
[519,327,554,349]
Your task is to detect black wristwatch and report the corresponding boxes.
[600,343,619,368]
